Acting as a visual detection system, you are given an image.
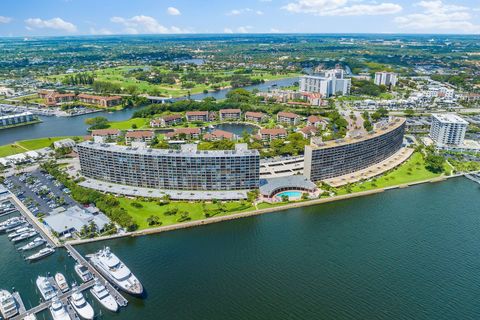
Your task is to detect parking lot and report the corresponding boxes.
[4,169,76,216]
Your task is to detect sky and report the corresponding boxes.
[0,0,479,36]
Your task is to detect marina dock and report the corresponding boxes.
[65,243,128,307]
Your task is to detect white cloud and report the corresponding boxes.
[226,8,264,16]
[282,0,402,16]
[224,28,234,33]
[25,17,77,32]
[0,16,12,24]
[167,7,181,16]
[110,15,189,34]
[395,1,480,33]
[270,28,280,33]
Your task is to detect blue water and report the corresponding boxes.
[276,191,303,198]
[3,177,480,319]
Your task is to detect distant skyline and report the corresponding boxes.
[0,0,479,36]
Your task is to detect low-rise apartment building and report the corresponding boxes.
[203,129,235,141]
[150,114,183,127]
[38,90,76,106]
[125,130,155,145]
[219,109,242,121]
[277,112,301,126]
[0,112,35,127]
[245,111,267,123]
[258,128,287,141]
[165,128,201,140]
[186,111,209,122]
[77,94,122,108]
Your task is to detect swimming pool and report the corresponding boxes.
[275,191,303,199]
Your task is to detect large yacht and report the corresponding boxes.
[0,289,18,319]
[7,227,34,239]
[49,298,71,320]
[88,247,143,295]
[69,287,94,320]
[35,276,56,301]
[0,217,25,232]
[90,279,118,312]
[54,273,69,293]
[18,237,45,251]
[74,264,93,283]
[26,247,55,262]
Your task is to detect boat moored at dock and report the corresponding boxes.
[11,231,37,243]
[35,276,56,301]
[0,289,18,319]
[7,227,33,239]
[69,286,94,320]
[54,273,69,293]
[0,217,25,232]
[18,237,46,251]
[74,264,93,283]
[89,279,118,312]
[88,247,143,296]
[26,247,55,262]
[49,298,71,320]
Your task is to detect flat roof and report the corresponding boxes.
[309,117,406,150]
[78,141,259,157]
[432,113,468,124]
[0,112,33,120]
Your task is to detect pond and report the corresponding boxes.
[209,123,258,136]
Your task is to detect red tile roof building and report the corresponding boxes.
[245,111,267,123]
[185,111,209,122]
[258,128,287,141]
[150,114,183,127]
[203,129,235,141]
[125,130,155,145]
[38,90,76,106]
[277,112,301,126]
[219,109,242,121]
[77,94,122,108]
[165,128,201,140]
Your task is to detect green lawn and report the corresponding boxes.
[118,198,254,229]
[0,136,80,158]
[108,118,148,130]
[46,66,301,98]
[0,144,25,157]
[336,152,443,194]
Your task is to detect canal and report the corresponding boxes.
[2,177,480,319]
[0,78,298,145]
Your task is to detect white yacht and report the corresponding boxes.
[35,276,56,301]
[0,217,25,232]
[54,273,69,293]
[88,247,143,295]
[8,227,34,239]
[18,237,45,251]
[26,247,55,262]
[0,289,18,319]
[49,298,71,320]
[74,264,93,282]
[11,231,37,243]
[90,279,118,312]
[22,313,37,320]
[69,287,94,320]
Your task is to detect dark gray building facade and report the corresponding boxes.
[77,142,260,191]
[304,117,406,181]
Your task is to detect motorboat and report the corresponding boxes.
[69,286,94,320]
[11,231,37,243]
[0,217,25,232]
[49,298,71,320]
[18,237,45,251]
[26,247,55,262]
[8,227,34,239]
[35,276,56,301]
[88,247,143,295]
[0,289,18,319]
[55,273,69,293]
[22,314,37,320]
[74,264,93,283]
[90,278,118,312]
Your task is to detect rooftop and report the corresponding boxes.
[78,141,259,157]
[259,175,317,197]
[432,113,468,124]
[43,206,110,234]
[310,117,406,150]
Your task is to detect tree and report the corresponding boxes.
[85,116,109,130]
[147,215,161,226]
[425,154,445,173]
